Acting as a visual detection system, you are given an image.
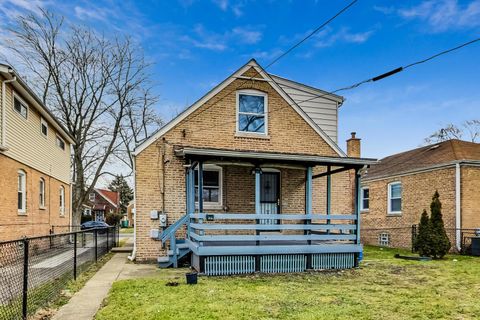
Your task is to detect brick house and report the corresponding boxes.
[87,188,120,222]
[360,139,480,251]
[0,64,74,241]
[133,59,375,274]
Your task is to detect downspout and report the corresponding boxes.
[1,74,17,149]
[128,154,137,261]
[455,162,461,251]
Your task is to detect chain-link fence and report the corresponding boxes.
[362,225,480,255]
[0,226,119,320]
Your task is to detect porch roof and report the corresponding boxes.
[175,147,377,167]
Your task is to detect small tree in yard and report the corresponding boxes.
[414,191,451,258]
[414,209,433,257]
[429,191,451,258]
[108,175,133,214]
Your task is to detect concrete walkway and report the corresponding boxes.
[51,235,155,320]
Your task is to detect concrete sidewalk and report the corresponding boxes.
[52,252,129,320]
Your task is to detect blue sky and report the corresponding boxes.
[0,0,479,159]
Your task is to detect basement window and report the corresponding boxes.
[236,90,268,135]
[378,233,390,246]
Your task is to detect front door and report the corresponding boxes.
[259,172,280,225]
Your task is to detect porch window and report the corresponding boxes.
[195,165,222,207]
[236,90,267,134]
[360,187,369,211]
[387,182,402,214]
[18,170,26,213]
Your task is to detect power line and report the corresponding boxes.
[264,0,358,69]
[188,37,480,135]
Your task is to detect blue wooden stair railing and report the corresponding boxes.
[157,214,190,268]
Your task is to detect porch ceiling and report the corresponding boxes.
[175,147,377,167]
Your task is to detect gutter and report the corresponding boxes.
[128,154,137,261]
[1,71,16,149]
[455,163,461,251]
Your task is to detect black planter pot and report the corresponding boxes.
[186,272,198,285]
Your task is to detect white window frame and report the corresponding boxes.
[18,170,26,214]
[59,186,65,216]
[39,178,46,209]
[387,182,402,214]
[236,89,268,136]
[56,135,65,150]
[89,193,96,201]
[378,232,390,246]
[13,92,28,119]
[360,186,369,212]
[40,118,48,137]
[195,164,223,209]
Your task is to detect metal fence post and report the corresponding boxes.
[107,228,110,250]
[94,229,98,262]
[73,232,77,280]
[22,238,29,320]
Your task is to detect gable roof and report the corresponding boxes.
[0,63,75,144]
[133,59,346,157]
[95,188,119,208]
[364,139,480,181]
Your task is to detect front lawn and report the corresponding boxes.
[120,227,134,234]
[96,247,480,320]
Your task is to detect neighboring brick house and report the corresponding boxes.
[88,188,120,222]
[0,64,74,241]
[133,59,375,274]
[361,139,480,251]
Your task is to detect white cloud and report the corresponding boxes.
[212,0,228,11]
[232,27,262,44]
[397,0,480,32]
[0,0,48,19]
[314,27,375,48]
[373,5,395,14]
[74,6,108,21]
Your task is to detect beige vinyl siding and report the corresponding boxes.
[2,82,71,184]
[272,76,339,143]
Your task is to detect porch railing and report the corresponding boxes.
[187,213,360,256]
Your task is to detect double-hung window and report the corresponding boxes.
[361,187,369,211]
[41,118,48,137]
[13,94,28,119]
[195,165,222,207]
[237,90,268,135]
[59,186,65,216]
[18,170,26,213]
[56,136,65,150]
[388,182,402,214]
[39,178,46,208]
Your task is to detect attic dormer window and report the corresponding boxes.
[236,90,268,135]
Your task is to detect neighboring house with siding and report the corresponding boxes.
[360,139,480,251]
[0,64,74,241]
[133,59,375,275]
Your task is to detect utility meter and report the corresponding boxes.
[159,214,167,227]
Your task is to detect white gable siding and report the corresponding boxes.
[271,75,340,143]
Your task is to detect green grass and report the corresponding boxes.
[120,228,134,234]
[95,247,480,320]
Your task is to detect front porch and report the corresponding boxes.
[159,147,376,275]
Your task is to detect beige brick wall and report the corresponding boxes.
[361,167,456,249]
[0,153,71,241]
[134,67,355,262]
[461,165,480,229]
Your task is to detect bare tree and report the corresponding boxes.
[6,9,160,224]
[424,120,480,144]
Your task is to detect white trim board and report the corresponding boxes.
[133,59,346,157]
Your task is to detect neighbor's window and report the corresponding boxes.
[237,90,267,134]
[56,136,65,150]
[59,186,65,215]
[378,233,390,246]
[18,170,26,213]
[40,118,48,137]
[39,178,45,208]
[388,182,402,214]
[361,187,369,211]
[195,165,222,206]
[13,94,28,119]
[89,193,95,201]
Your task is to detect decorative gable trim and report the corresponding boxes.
[133,59,346,157]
